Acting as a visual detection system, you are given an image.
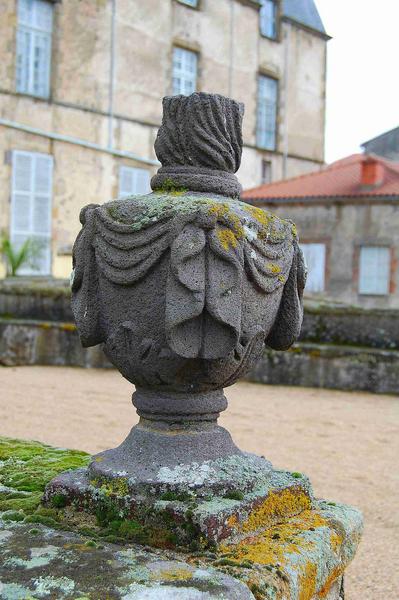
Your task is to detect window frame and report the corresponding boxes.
[358,245,391,296]
[172,46,198,96]
[15,0,54,99]
[10,149,53,276]
[256,73,279,151]
[119,165,151,198]
[259,0,279,41]
[300,242,328,294]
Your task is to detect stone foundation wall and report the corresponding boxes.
[0,280,398,393]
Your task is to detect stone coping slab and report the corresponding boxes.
[0,437,362,599]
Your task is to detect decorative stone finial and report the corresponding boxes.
[151,93,244,198]
[45,96,362,596]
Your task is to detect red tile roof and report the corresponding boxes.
[242,154,399,201]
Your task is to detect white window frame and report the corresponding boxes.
[16,0,54,98]
[260,0,278,39]
[300,243,326,293]
[10,150,53,276]
[119,166,151,198]
[358,246,391,296]
[172,47,198,96]
[257,75,278,151]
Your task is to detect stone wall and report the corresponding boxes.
[0,280,398,394]
[256,200,399,309]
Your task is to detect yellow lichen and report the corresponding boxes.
[221,510,329,567]
[298,561,317,600]
[158,567,193,581]
[217,227,238,251]
[60,323,77,332]
[90,477,129,497]
[318,565,344,598]
[330,530,343,553]
[227,514,238,529]
[241,488,312,533]
[208,203,229,219]
[268,263,282,274]
[244,205,274,228]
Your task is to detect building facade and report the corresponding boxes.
[243,154,399,309]
[0,0,328,278]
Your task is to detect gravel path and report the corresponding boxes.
[1,366,398,599]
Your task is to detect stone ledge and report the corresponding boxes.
[0,437,361,599]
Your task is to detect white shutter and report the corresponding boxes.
[300,243,326,293]
[16,0,53,98]
[172,47,197,96]
[257,75,278,150]
[11,151,53,276]
[119,166,150,197]
[359,246,390,295]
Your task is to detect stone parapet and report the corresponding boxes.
[0,437,359,600]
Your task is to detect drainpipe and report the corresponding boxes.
[108,0,116,149]
[228,0,234,97]
[282,20,291,179]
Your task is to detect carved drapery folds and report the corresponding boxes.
[71,196,305,367]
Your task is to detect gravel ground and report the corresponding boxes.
[1,365,398,599]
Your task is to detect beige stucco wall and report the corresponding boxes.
[262,201,399,309]
[0,0,327,278]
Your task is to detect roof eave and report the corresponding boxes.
[281,16,332,40]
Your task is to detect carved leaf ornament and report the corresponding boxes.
[72,196,301,360]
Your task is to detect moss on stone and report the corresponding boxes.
[0,437,89,516]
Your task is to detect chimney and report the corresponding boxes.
[361,156,385,188]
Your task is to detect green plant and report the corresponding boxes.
[0,236,44,276]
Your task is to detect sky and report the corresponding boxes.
[315,0,399,163]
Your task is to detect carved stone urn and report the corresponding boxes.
[44,94,363,597]
[46,92,310,533]
[62,93,305,488]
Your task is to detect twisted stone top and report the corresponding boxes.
[151,93,244,198]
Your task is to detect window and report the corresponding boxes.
[260,0,277,39]
[119,166,151,197]
[300,243,326,293]
[257,75,278,150]
[172,47,198,96]
[177,0,198,6]
[261,160,272,184]
[16,0,53,98]
[10,151,53,275]
[359,246,390,295]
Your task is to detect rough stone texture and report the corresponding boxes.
[0,438,358,600]
[50,93,306,501]
[0,319,110,368]
[151,94,244,198]
[0,279,73,322]
[0,521,253,600]
[300,299,399,349]
[248,342,399,395]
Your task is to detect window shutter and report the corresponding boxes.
[11,151,53,276]
[257,75,278,150]
[359,247,390,295]
[119,166,150,197]
[172,47,197,96]
[16,0,53,98]
[300,243,326,293]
